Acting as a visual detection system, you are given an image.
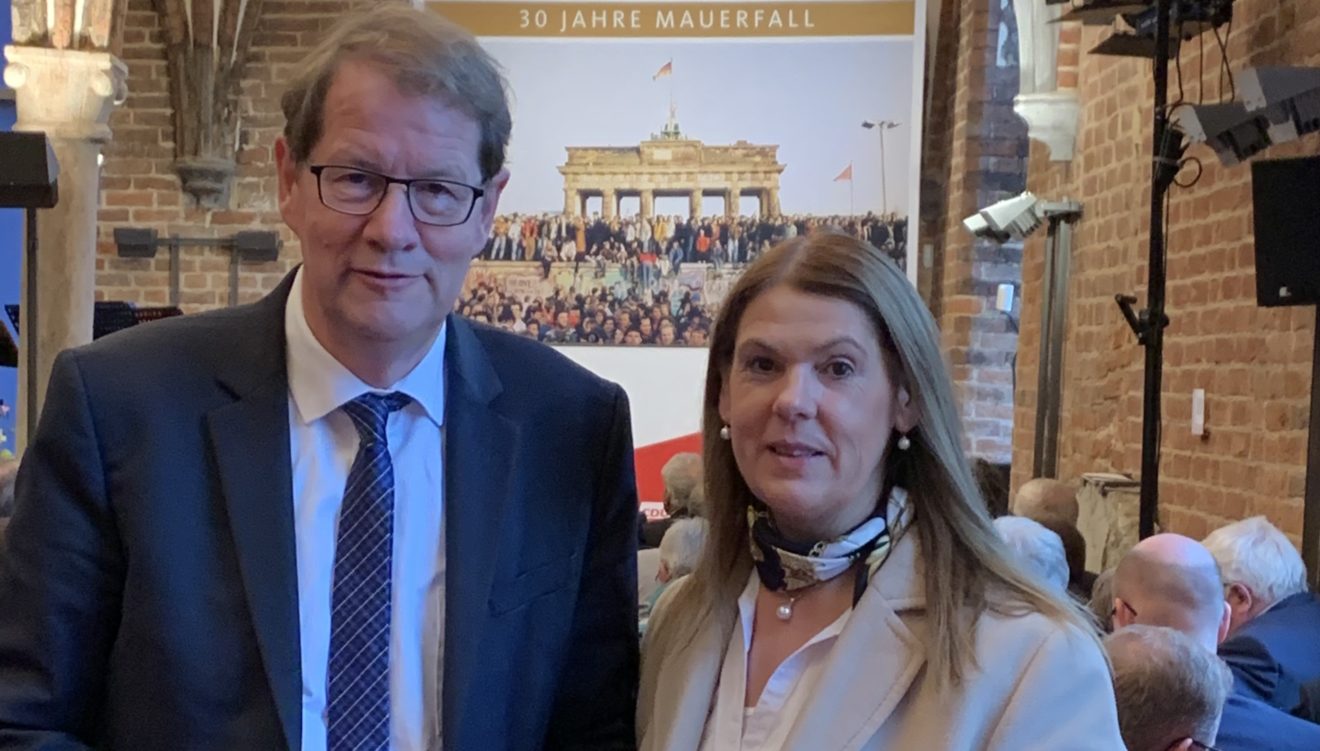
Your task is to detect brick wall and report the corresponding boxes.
[1011,0,1320,540]
[922,0,1029,462]
[96,0,375,310]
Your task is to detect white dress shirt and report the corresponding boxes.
[285,270,447,751]
[700,571,852,750]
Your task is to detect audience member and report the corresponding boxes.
[1111,534,1320,750]
[1089,568,1116,633]
[640,452,702,549]
[639,519,708,637]
[1203,516,1320,712]
[1105,625,1234,751]
[993,516,1069,594]
[1038,516,1098,602]
[639,232,1122,749]
[1012,477,1079,526]
[972,458,1010,517]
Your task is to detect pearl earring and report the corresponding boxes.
[897,433,911,451]
[719,425,731,440]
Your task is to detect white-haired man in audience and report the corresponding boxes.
[1202,516,1320,713]
[993,515,1069,594]
[640,452,703,549]
[1013,477,1079,526]
[639,518,708,635]
[1111,533,1320,750]
[1105,624,1234,751]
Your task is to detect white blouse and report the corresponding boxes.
[698,571,852,750]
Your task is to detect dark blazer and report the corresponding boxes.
[1294,677,1320,723]
[1219,592,1320,711]
[1216,691,1320,751]
[0,272,639,750]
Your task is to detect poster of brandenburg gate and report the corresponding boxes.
[435,1,924,347]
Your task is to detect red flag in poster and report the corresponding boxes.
[653,60,673,80]
[834,163,853,181]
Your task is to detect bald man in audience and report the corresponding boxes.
[1105,625,1234,751]
[1111,534,1320,750]
[1012,477,1079,526]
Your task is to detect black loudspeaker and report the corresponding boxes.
[1253,155,1320,307]
[0,132,59,209]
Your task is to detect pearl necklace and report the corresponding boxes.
[775,593,802,621]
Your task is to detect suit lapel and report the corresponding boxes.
[206,272,301,751]
[782,532,928,751]
[440,317,518,746]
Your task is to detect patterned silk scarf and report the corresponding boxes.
[748,486,910,598]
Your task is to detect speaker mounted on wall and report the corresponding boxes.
[1253,155,1320,307]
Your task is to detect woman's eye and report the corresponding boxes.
[825,361,854,378]
[746,356,775,373]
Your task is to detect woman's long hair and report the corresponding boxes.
[642,231,1094,695]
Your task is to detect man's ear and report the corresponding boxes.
[472,168,511,250]
[274,137,303,235]
[1112,598,1135,629]
[1217,599,1232,646]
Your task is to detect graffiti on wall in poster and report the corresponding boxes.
[440,0,922,347]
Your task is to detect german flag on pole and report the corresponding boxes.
[834,163,853,181]
[653,60,673,80]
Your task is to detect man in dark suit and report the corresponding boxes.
[1111,534,1320,750]
[0,7,637,751]
[1204,516,1320,712]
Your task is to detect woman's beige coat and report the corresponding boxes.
[638,531,1127,750]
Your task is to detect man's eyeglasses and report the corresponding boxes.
[309,165,485,227]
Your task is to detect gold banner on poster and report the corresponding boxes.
[429,2,916,37]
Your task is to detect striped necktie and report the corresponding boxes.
[327,391,412,750]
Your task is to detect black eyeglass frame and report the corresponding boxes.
[308,164,487,227]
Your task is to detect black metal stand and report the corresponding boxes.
[1114,0,1175,539]
[23,207,37,444]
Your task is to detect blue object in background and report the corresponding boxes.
[1,0,25,452]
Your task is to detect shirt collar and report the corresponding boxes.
[284,268,446,427]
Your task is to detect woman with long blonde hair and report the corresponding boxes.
[639,231,1122,749]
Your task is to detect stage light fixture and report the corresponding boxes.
[1239,66,1320,146]
[1171,102,1274,166]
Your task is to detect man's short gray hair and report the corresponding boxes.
[659,519,708,579]
[660,452,703,516]
[1105,625,1233,751]
[280,5,512,181]
[994,516,1069,593]
[1202,516,1307,610]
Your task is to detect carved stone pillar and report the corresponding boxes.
[601,188,616,219]
[157,0,266,207]
[1011,0,1079,161]
[726,188,740,218]
[688,190,702,219]
[563,187,579,215]
[640,189,654,219]
[3,45,127,450]
[766,188,781,217]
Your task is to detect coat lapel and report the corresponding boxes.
[640,588,734,751]
[782,531,928,751]
[440,316,519,745]
[205,272,301,751]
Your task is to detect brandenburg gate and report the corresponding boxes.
[558,124,785,220]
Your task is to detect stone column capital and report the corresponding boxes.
[1014,90,1081,162]
[3,45,128,143]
